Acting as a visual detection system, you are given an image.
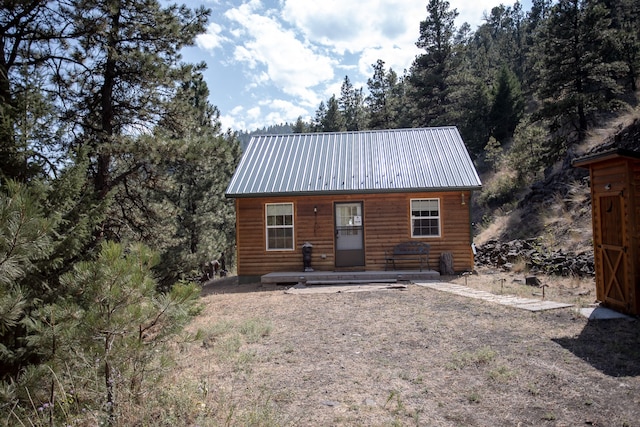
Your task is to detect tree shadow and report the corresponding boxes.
[200,276,289,296]
[552,318,640,377]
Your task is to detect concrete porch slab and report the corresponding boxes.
[261,269,439,285]
[580,306,632,320]
[284,283,408,294]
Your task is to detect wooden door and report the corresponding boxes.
[334,202,365,268]
[597,194,628,311]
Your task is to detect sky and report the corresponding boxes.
[182,0,532,132]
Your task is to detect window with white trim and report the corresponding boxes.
[411,199,440,237]
[266,203,294,250]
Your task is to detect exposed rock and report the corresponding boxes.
[475,239,594,277]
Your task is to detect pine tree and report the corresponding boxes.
[0,181,53,380]
[606,0,640,91]
[292,116,310,133]
[0,1,70,182]
[408,0,458,126]
[322,95,345,132]
[312,101,327,132]
[59,0,208,239]
[534,0,625,140]
[366,60,401,129]
[484,136,503,172]
[338,76,365,131]
[448,75,492,156]
[154,72,241,286]
[489,66,524,143]
[58,241,200,425]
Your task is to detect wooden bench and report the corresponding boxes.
[385,242,430,271]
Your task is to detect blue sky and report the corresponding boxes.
[182,0,532,132]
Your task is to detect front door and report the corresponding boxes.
[597,194,629,311]
[334,202,365,268]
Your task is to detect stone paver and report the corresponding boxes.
[414,281,573,312]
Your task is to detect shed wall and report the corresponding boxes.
[234,191,474,277]
[632,159,640,313]
[589,158,640,314]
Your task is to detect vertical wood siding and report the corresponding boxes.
[631,159,640,314]
[588,157,640,314]
[235,191,475,276]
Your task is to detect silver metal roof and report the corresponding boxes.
[226,127,482,198]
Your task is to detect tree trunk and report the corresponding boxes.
[439,252,454,275]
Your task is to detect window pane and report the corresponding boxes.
[267,203,292,216]
[268,228,293,249]
[266,203,294,250]
[411,199,440,237]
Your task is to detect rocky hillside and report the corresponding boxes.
[472,110,640,276]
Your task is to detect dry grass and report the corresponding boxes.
[474,208,516,246]
[582,108,640,154]
[143,273,640,427]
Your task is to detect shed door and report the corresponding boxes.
[597,194,628,311]
[335,202,365,268]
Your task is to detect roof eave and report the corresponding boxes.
[573,148,640,168]
[225,185,483,199]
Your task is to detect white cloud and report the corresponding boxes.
[219,113,245,132]
[200,0,530,131]
[282,0,423,58]
[451,0,498,30]
[224,2,335,103]
[196,22,226,51]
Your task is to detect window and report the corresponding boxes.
[411,199,440,237]
[266,203,294,250]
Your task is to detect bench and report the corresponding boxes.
[385,242,430,271]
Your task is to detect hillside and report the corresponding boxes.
[472,109,640,274]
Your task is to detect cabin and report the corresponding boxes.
[225,127,482,284]
[573,119,640,315]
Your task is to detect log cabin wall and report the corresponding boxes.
[235,190,474,277]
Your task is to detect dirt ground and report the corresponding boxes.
[173,270,640,426]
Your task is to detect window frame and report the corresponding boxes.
[265,202,295,251]
[410,198,441,238]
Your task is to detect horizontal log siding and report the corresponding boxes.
[235,191,474,276]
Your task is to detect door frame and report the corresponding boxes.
[334,201,365,268]
[596,193,629,311]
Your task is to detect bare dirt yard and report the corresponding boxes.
[168,271,640,426]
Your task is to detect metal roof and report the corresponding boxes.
[226,127,482,198]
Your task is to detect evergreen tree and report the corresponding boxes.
[0,159,108,407]
[0,1,69,182]
[606,0,640,91]
[312,101,327,132]
[489,66,524,143]
[292,116,310,133]
[408,0,458,126]
[338,76,365,131]
[0,181,54,381]
[484,136,503,172]
[448,75,492,156]
[534,0,625,140]
[57,241,200,426]
[59,0,208,239]
[506,120,551,183]
[523,0,553,91]
[366,60,400,129]
[322,95,345,132]
[154,72,241,286]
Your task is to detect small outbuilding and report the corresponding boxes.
[226,127,482,283]
[574,119,640,315]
